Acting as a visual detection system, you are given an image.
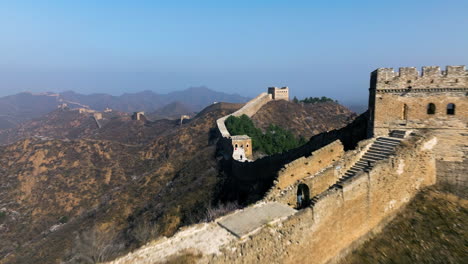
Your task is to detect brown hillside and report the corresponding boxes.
[0,109,179,146]
[251,100,356,139]
[0,104,238,263]
[342,187,468,264]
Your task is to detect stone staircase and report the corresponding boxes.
[326,131,406,191]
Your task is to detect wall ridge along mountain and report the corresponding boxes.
[107,65,466,264]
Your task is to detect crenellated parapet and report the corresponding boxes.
[371,65,468,92]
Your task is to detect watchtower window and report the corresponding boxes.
[447,103,456,115]
[402,104,409,120]
[427,103,436,115]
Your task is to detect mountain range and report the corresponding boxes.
[0,87,249,129]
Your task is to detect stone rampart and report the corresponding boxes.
[216,93,272,138]
[275,140,344,190]
[371,65,468,90]
[211,134,437,264]
[265,138,375,206]
[369,65,467,197]
[220,112,369,203]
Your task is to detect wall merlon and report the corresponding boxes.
[422,66,441,77]
[371,65,468,90]
[446,65,467,76]
[399,67,418,78]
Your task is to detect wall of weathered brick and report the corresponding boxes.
[265,138,375,206]
[275,140,344,190]
[211,134,437,264]
[219,113,369,203]
[369,65,467,198]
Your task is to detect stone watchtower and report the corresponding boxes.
[368,65,468,196]
[368,65,468,137]
[231,135,253,161]
[268,87,289,100]
[132,111,145,121]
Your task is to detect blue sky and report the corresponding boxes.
[0,0,467,104]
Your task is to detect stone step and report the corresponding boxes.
[369,148,395,153]
[374,140,400,147]
[368,146,394,152]
[362,155,384,161]
[365,151,389,157]
[389,130,406,138]
[353,164,367,169]
[377,137,402,144]
[371,142,397,148]
[371,142,399,149]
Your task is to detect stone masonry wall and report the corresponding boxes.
[369,65,468,137]
[369,65,467,198]
[265,138,375,206]
[220,113,369,203]
[372,91,467,136]
[211,134,437,264]
[216,93,272,138]
[275,140,344,190]
[431,130,468,198]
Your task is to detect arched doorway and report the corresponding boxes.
[297,183,310,209]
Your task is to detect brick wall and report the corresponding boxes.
[212,134,437,264]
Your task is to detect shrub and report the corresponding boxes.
[59,216,68,224]
[299,96,337,104]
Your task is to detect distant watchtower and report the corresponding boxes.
[132,111,145,121]
[368,65,468,137]
[268,87,289,101]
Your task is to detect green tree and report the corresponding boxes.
[225,115,307,155]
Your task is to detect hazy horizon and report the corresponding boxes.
[1,1,467,105]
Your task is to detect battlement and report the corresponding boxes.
[268,86,289,100]
[371,65,468,90]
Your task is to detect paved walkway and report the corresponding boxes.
[217,202,296,238]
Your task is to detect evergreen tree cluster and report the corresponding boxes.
[292,96,337,104]
[225,114,307,155]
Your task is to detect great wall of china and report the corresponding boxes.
[109,66,467,264]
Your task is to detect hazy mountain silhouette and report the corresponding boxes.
[0,87,249,129]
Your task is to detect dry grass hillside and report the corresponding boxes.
[0,103,241,264]
[0,98,360,264]
[0,109,179,146]
[251,100,356,139]
[342,187,468,264]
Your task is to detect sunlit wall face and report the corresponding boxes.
[0,0,467,106]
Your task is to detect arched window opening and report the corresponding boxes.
[235,144,238,148]
[296,183,311,209]
[427,103,436,115]
[447,103,456,115]
[402,104,409,120]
